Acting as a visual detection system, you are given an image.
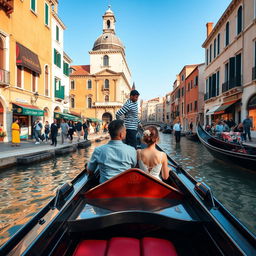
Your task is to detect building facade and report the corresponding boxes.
[70,7,132,123]
[202,0,256,136]
[140,97,163,122]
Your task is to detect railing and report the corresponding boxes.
[0,68,10,86]
[55,85,65,99]
[252,67,256,81]
[222,75,242,93]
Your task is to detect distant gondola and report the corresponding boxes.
[162,125,173,134]
[185,132,199,142]
[197,124,256,170]
[1,144,256,255]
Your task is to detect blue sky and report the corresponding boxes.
[59,0,231,101]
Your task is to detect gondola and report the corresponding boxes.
[197,124,256,170]
[162,125,173,134]
[185,132,199,142]
[1,146,256,256]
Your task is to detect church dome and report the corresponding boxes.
[92,32,125,52]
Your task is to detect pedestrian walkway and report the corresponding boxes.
[0,132,109,169]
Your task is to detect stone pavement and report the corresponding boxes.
[0,132,109,169]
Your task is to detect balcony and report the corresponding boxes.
[0,0,14,15]
[0,68,10,86]
[252,67,256,81]
[222,75,242,93]
[55,85,65,100]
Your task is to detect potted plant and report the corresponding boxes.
[0,127,6,142]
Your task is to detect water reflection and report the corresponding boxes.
[159,133,256,235]
[0,135,255,246]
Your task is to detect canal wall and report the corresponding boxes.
[0,134,109,169]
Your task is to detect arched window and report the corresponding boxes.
[45,65,49,96]
[105,95,109,102]
[104,79,109,89]
[103,55,109,66]
[225,22,229,46]
[107,20,111,29]
[88,97,92,108]
[71,97,75,108]
[0,37,4,70]
[87,79,92,89]
[237,6,243,35]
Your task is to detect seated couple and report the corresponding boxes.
[87,120,169,183]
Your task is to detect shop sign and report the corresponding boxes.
[20,127,29,139]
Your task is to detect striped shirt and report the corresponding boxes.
[116,99,141,130]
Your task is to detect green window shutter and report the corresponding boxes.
[54,49,57,65]
[31,0,36,12]
[58,54,61,68]
[56,26,59,41]
[63,61,65,74]
[45,3,49,25]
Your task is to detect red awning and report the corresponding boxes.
[214,100,240,115]
[16,43,41,74]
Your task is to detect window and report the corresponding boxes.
[104,79,109,89]
[105,95,109,102]
[225,22,229,47]
[107,20,111,29]
[54,49,61,68]
[181,87,184,96]
[31,0,36,12]
[63,61,69,76]
[217,33,220,55]
[181,75,184,81]
[17,66,22,88]
[32,71,37,92]
[45,3,49,25]
[188,82,190,91]
[194,101,197,111]
[0,37,4,70]
[56,25,59,41]
[206,49,209,65]
[187,104,189,113]
[71,97,75,108]
[87,80,92,89]
[216,71,220,96]
[225,62,229,82]
[210,44,212,62]
[194,76,198,86]
[45,65,49,96]
[103,55,109,66]
[88,97,92,108]
[237,6,243,35]
[214,39,216,59]
[71,80,75,89]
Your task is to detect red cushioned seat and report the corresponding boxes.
[72,240,107,256]
[107,237,140,256]
[142,237,178,256]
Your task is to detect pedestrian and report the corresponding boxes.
[82,120,89,141]
[242,115,253,142]
[95,122,100,134]
[68,120,75,143]
[50,119,58,146]
[11,119,20,146]
[103,122,109,133]
[173,120,182,143]
[44,121,50,142]
[75,120,82,142]
[60,119,69,144]
[215,121,224,139]
[33,118,43,144]
[116,89,141,148]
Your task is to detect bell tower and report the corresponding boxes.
[103,6,116,34]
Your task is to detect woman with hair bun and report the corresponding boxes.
[137,126,169,180]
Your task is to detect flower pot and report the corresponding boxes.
[0,137,4,142]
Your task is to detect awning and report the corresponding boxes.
[214,100,240,115]
[16,43,41,74]
[88,118,102,122]
[13,103,44,116]
[54,112,81,121]
[206,105,221,115]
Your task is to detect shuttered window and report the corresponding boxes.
[237,6,243,35]
[45,3,49,25]
[225,22,230,46]
[54,49,61,68]
[56,26,59,41]
[217,33,220,55]
[31,0,36,12]
[216,71,220,96]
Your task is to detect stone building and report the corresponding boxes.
[70,7,132,123]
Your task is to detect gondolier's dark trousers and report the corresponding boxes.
[125,129,137,148]
[175,131,181,143]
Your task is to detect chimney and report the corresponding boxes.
[206,22,214,37]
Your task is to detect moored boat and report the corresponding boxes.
[197,124,256,170]
[185,132,199,142]
[1,146,256,256]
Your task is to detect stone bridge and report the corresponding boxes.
[141,121,164,128]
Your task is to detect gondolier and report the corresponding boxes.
[116,89,141,148]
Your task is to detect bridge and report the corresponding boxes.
[141,121,165,127]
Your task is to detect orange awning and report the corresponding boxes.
[214,100,240,115]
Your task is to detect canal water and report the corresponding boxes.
[0,134,255,245]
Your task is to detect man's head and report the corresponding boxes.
[108,120,126,140]
[130,90,140,102]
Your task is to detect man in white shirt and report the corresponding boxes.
[173,120,182,143]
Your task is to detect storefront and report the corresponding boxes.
[13,103,44,139]
[247,95,256,130]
